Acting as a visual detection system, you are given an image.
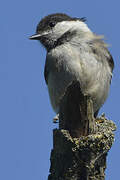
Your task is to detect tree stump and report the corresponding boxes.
[48,81,116,180]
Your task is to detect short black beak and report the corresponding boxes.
[29,33,41,40]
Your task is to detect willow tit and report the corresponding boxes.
[30,13,114,117]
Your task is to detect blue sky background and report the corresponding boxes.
[0,0,120,179]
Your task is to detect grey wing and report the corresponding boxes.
[44,54,53,84]
[106,52,114,72]
[107,53,114,84]
[44,58,49,84]
[89,39,114,81]
[89,41,114,116]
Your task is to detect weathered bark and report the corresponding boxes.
[48,81,116,180]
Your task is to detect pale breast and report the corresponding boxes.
[47,44,111,113]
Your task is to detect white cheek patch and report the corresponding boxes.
[54,20,91,35]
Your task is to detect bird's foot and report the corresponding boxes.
[53,114,59,123]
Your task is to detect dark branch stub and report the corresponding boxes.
[59,81,97,137]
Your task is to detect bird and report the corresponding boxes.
[29,13,114,118]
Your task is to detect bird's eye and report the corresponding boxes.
[49,21,56,28]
